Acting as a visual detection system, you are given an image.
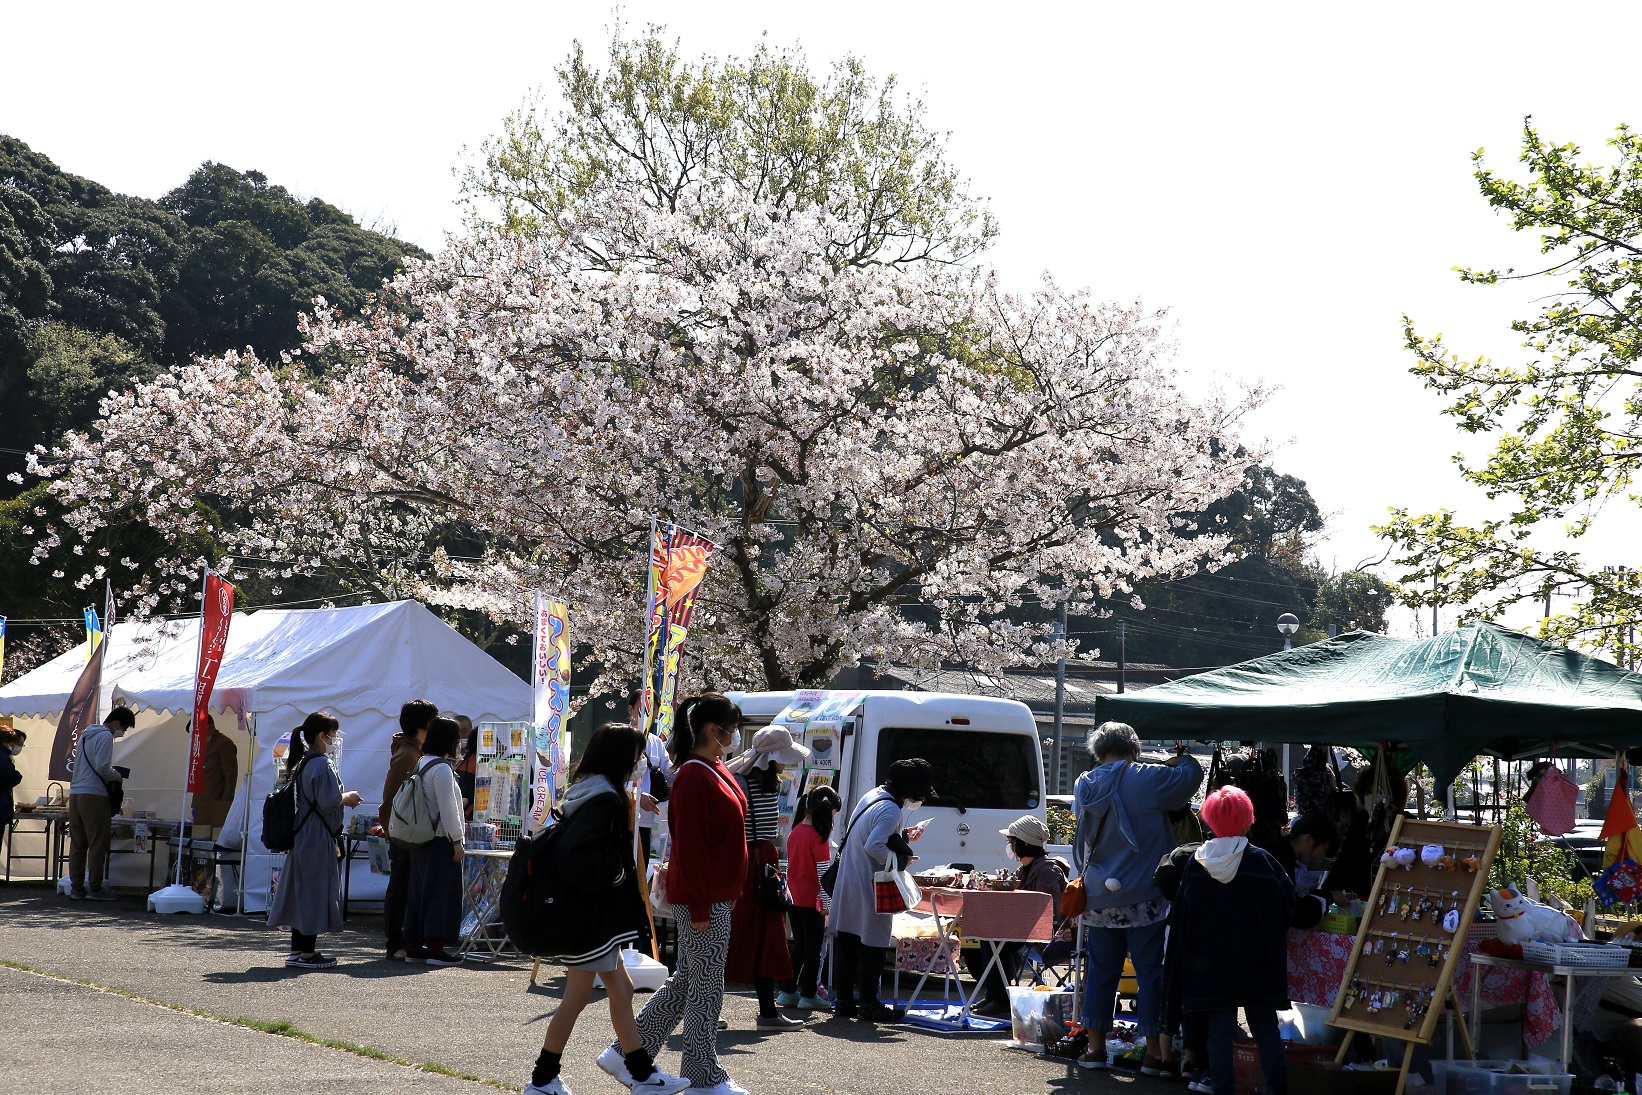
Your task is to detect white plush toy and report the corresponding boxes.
[1488,882,1584,945]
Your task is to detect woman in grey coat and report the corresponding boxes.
[829,758,934,1024]
[267,712,362,969]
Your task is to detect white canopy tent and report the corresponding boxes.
[0,599,530,909]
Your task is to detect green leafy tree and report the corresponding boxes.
[1099,465,1329,667]
[22,322,159,446]
[461,25,996,268]
[1379,121,1642,658]
[1315,569,1397,634]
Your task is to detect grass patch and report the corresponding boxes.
[0,958,509,1089]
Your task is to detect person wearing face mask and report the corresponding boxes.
[966,814,1069,1017]
[829,756,936,1024]
[66,705,136,901]
[266,711,364,969]
[604,692,748,1095]
[0,727,24,881]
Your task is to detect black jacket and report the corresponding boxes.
[541,785,650,963]
[1165,842,1295,1014]
[0,749,18,826]
[1158,838,1325,931]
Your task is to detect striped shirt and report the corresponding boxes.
[742,784,782,843]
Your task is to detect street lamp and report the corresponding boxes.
[1277,612,1300,652]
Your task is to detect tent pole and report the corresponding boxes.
[236,711,255,916]
[174,566,210,888]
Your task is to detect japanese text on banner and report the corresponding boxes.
[529,593,571,830]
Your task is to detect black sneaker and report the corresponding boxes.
[424,950,463,967]
[1140,1055,1182,1079]
[290,952,338,969]
[858,1003,905,1024]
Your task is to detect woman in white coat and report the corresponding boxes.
[828,758,934,1023]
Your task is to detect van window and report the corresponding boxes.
[875,727,1040,811]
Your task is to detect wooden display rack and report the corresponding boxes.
[1327,816,1502,1095]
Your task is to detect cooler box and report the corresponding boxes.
[1428,1060,1572,1095]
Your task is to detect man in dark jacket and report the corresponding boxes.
[379,699,436,960]
[1167,787,1295,1095]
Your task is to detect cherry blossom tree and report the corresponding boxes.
[30,189,1260,691]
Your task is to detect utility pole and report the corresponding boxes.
[1432,570,1439,636]
[1116,620,1127,694]
[1052,602,1067,795]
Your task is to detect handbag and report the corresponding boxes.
[649,858,671,915]
[874,867,919,914]
[757,859,794,910]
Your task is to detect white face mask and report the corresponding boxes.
[724,729,742,755]
[1006,843,1020,862]
[7,745,20,757]
[904,798,924,811]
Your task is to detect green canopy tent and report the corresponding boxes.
[1094,622,1642,789]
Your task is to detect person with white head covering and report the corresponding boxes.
[725,726,811,1029]
[966,814,1070,1017]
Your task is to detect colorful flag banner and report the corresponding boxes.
[0,616,7,681]
[186,572,235,793]
[84,605,101,661]
[49,628,107,781]
[638,522,717,743]
[527,593,572,832]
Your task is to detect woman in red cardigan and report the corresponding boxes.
[604,693,748,1095]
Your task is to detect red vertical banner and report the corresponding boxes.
[186,573,235,793]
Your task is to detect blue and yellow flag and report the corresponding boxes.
[84,605,102,661]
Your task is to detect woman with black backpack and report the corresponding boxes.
[266,712,363,969]
[521,722,690,1095]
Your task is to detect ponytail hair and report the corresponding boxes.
[665,691,743,768]
[797,785,843,839]
[285,711,339,772]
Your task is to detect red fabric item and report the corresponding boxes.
[1602,764,1639,840]
[785,821,829,912]
[726,839,794,983]
[875,876,908,914]
[666,756,748,923]
[1478,937,1524,959]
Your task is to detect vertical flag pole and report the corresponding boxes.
[174,566,210,888]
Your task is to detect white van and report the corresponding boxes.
[728,690,1046,875]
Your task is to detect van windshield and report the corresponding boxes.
[875,727,1040,811]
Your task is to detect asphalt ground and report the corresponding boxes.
[0,885,1173,1095]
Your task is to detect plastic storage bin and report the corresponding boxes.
[1428,1059,1572,1095]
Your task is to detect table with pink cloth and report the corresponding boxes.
[1286,927,1561,1046]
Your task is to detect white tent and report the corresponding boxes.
[0,599,530,909]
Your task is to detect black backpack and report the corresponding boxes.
[501,790,633,956]
[261,755,320,853]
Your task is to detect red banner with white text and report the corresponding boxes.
[186,573,235,793]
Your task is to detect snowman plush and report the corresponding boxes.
[1488,883,1583,944]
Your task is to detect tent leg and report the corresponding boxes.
[236,712,255,916]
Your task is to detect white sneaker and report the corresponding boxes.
[630,1071,691,1095]
[596,1046,633,1085]
[684,1080,748,1095]
[524,1079,572,1095]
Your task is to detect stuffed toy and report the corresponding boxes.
[1420,844,1446,869]
[1488,882,1583,945]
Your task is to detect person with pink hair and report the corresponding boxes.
[1164,786,1295,1095]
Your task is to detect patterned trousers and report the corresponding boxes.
[623,902,732,1088]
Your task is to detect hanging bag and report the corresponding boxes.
[1292,743,1344,816]
[1524,762,1579,837]
[873,866,919,914]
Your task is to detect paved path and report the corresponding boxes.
[0,887,1150,1094]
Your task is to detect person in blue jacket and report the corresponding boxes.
[1072,722,1202,1075]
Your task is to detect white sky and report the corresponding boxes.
[6,1,1642,635]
